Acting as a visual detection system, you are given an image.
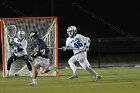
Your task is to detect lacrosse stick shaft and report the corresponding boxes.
[48,47,62,50]
[48,47,85,51]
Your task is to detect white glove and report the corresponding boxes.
[14,47,18,53]
[40,49,45,55]
[61,46,67,51]
[83,46,89,51]
[11,47,18,53]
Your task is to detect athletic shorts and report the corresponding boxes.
[34,56,50,68]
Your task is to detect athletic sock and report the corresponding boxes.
[68,61,77,75]
[32,79,37,84]
[7,70,10,76]
[29,71,33,77]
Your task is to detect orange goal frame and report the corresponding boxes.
[0,17,58,78]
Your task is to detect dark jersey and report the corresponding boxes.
[31,38,49,58]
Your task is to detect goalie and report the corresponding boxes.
[62,26,102,80]
[6,30,32,77]
[28,31,56,85]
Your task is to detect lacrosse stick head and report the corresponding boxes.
[6,25,17,39]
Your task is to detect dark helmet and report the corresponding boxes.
[30,31,39,40]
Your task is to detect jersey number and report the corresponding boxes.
[74,40,83,48]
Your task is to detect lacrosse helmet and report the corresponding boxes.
[17,30,25,40]
[30,31,39,41]
[67,26,77,38]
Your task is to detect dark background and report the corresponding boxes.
[0,0,140,67]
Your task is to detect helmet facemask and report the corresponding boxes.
[67,30,75,37]
[67,26,77,38]
[17,31,25,40]
[30,31,38,41]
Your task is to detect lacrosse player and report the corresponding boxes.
[62,26,102,80]
[28,31,56,85]
[6,30,32,77]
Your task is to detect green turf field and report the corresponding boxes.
[0,67,140,93]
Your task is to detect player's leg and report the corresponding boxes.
[14,55,32,77]
[24,56,32,77]
[38,58,57,74]
[68,56,79,79]
[6,55,15,77]
[29,63,41,85]
[29,57,46,85]
[39,58,50,74]
[42,65,58,74]
[79,57,102,81]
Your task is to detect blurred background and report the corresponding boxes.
[0,0,140,69]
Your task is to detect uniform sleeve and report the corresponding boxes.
[79,34,91,47]
[66,38,70,47]
[38,39,46,49]
[22,40,27,48]
[14,39,27,48]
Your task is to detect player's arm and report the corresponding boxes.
[31,39,46,57]
[61,38,72,51]
[39,43,48,56]
[61,46,72,51]
[80,35,91,51]
[9,38,15,46]
[30,46,38,58]
[15,40,27,52]
[30,41,39,58]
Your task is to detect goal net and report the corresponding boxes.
[1,17,58,77]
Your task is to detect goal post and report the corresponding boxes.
[1,17,58,77]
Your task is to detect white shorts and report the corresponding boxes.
[34,56,50,69]
[68,51,90,69]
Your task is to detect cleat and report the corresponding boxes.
[52,65,58,73]
[50,65,58,73]
[53,66,57,71]
[96,75,102,81]
[28,82,37,86]
[69,74,79,79]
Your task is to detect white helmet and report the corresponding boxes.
[17,30,25,40]
[67,26,77,37]
[67,26,77,33]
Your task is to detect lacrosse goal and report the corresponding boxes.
[1,17,58,77]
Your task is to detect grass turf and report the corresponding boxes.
[0,67,140,93]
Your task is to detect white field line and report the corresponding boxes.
[0,75,116,83]
[4,82,133,90]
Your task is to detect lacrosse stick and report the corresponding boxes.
[6,25,17,39]
[48,47,87,51]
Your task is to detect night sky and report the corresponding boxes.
[0,0,140,60]
[0,0,140,37]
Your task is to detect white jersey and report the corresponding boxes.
[13,38,27,57]
[66,34,90,55]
